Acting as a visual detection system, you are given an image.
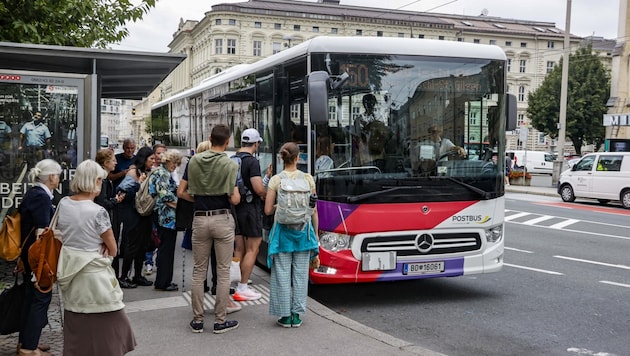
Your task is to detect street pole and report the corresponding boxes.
[553,0,571,186]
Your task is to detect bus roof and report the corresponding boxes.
[152,36,506,109]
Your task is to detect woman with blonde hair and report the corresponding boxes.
[17,159,62,356]
[56,159,136,355]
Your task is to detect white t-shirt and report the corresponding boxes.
[56,198,112,252]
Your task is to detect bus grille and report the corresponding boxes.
[360,233,481,256]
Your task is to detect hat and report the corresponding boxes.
[241,128,263,143]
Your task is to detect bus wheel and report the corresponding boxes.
[621,189,630,209]
[559,184,575,202]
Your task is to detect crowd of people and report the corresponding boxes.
[13,124,320,355]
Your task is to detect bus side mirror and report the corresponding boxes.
[506,94,517,131]
[307,71,329,124]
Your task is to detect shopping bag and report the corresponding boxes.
[0,274,25,335]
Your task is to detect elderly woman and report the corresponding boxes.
[56,159,136,355]
[94,148,125,276]
[17,159,61,356]
[150,149,183,291]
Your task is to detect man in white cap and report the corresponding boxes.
[232,128,268,301]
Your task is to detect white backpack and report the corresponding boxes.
[274,171,314,227]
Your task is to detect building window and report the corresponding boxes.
[517,113,525,126]
[519,59,526,73]
[215,68,222,75]
[457,37,464,42]
[294,24,300,31]
[518,86,526,101]
[290,104,299,120]
[356,29,362,36]
[328,105,336,122]
[505,41,512,46]
[507,59,511,72]
[253,40,262,56]
[352,106,361,120]
[313,26,319,33]
[537,133,545,145]
[215,39,223,54]
[215,19,222,25]
[546,61,555,73]
[438,35,444,40]
[547,41,554,49]
[331,28,338,34]
[272,42,281,54]
[520,42,527,48]
[274,23,281,30]
[227,39,236,54]
[229,19,236,25]
[399,33,405,38]
[418,34,424,39]
[377,31,383,37]
[254,21,261,28]
[489,39,496,45]
[474,39,480,44]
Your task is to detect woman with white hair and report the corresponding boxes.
[56,160,136,355]
[150,149,182,291]
[16,159,61,356]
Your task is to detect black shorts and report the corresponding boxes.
[235,201,262,238]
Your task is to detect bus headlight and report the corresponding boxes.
[485,225,503,243]
[319,232,351,251]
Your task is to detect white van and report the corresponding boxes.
[558,152,630,209]
[508,150,556,175]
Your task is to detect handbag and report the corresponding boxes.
[0,209,21,261]
[28,198,64,293]
[0,273,25,335]
[175,198,194,231]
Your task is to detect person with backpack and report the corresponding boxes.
[264,142,319,328]
[232,128,268,301]
[116,146,155,289]
[15,159,61,356]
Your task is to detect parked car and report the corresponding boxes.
[558,152,630,208]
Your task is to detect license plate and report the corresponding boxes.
[403,261,444,275]
[361,252,396,271]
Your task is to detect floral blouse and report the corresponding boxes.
[149,166,178,230]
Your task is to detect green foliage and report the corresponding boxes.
[0,0,157,48]
[526,45,609,155]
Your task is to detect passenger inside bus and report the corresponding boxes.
[315,135,334,178]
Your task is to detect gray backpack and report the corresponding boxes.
[274,171,314,227]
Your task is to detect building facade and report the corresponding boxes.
[152,0,592,152]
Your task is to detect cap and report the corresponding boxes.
[241,128,263,143]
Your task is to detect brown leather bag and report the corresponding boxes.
[0,210,21,261]
[28,200,64,293]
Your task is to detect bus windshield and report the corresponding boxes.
[310,54,505,204]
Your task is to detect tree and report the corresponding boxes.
[0,0,156,48]
[526,45,609,155]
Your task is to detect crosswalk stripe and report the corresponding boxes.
[181,285,269,310]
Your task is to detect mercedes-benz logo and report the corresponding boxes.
[415,233,434,253]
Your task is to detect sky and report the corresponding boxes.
[111,0,620,52]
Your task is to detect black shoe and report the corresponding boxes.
[119,278,137,289]
[133,276,153,287]
[155,283,178,291]
[190,320,203,333]
[205,285,211,293]
[213,320,238,334]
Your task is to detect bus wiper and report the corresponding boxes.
[346,186,422,203]
[443,177,491,199]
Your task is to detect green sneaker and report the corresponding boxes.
[276,316,292,328]
[291,313,302,328]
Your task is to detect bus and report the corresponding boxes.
[151,36,516,284]
[100,135,110,149]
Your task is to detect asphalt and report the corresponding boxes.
[0,179,558,356]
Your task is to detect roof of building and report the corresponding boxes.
[0,41,185,99]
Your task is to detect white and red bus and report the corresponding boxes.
[151,36,516,284]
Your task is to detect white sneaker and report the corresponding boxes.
[232,286,262,301]
[226,300,242,314]
[143,264,153,275]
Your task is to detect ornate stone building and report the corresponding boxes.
[151,0,592,152]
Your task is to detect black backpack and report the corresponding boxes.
[230,152,253,204]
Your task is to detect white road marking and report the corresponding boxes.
[504,263,564,275]
[567,347,618,355]
[549,219,579,229]
[505,247,533,253]
[504,212,530,221]
[600,280,630,289]
[554,255,630,270]
[125,296,188,313]
[522,215,554,225]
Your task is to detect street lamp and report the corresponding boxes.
[283,34,296,48]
